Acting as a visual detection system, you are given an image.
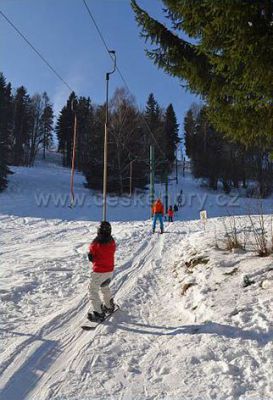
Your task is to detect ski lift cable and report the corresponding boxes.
[0,10,81,207]
[0,10,74,93]
[1,7,167,200]
[1,8,149,202]
[82,0,166,159]
[83,0,151,194]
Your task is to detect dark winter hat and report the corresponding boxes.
[98,221,112,236]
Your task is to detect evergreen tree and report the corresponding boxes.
[184,109,196,159]
[55,88,181,195]
[75,96,94,172]
[40,92,54,159]
[56,107,67,153]
[26,93,45,166]
[0,73,12,191]
[55,92,77,167]
[131,1,273,145]
[83,104,105,190]
[184,104,273,196]
[164,103,180,165]
[145,93,160,135]
[144,93,165,178]
[12,86,32,166]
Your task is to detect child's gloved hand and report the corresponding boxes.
[88,252,93,262]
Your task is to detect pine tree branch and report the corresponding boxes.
[131,0,218,96]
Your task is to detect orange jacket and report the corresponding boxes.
[152,200,164,215]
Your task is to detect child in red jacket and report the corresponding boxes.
[87,221,116,322]
[168,205,174,222]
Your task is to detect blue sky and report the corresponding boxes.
[0,0,200,133]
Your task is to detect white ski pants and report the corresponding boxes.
[88,271,113,313]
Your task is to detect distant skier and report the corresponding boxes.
[87,221,116,322]
[152,198,164,234]
[174,203,178,212]
[177,189,183,208]
[167,205,174,222]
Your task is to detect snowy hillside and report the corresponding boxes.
[1,151,272,222]
[1,155,273,399]
[2,215,273,399]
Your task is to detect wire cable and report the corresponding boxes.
[0,9,79,205]
[82,0,166,159]
[0,10,74,93]
[82,0,110,54]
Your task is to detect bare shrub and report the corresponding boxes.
[247,202,271,257]
[222,216,244,251]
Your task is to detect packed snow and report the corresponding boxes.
[1,153,273,400]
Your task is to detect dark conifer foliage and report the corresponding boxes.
[185,105,273,197]
[83,104,105,190]
[0,72,54,191]
[57,89,180,195]
[164,103,180,165]
[145,93,160,136]
[11,88,54,167]
[144,93,165,179]
[0,70,180,195]
[12,86,31,166]
[0,73,12,191]
[145,93,164,144]
[131,1,273,146]
[75,96,94,172]
[56,92,77,167]
[41,92,54,160]
[144,94,180,181]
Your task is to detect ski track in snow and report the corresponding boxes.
[2,216,273,400]
[2,155,273,399]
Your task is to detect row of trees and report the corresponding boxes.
[184,105,273,197]
[132,1,273,198]
[56,88,180,194]
[0,70,180,194]
[0,72,54,190]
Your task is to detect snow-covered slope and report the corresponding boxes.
[2,215,273,400]
[1,151,272,221]
[1,154,273,399]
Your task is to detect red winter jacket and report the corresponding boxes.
[152,200,164,215]
[88,238,116,273]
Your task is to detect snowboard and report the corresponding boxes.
[81,305,120,331]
